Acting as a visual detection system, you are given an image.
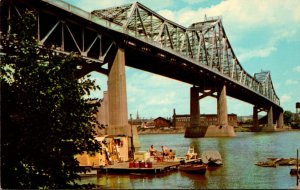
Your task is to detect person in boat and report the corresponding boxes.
[167,149,175,159]
[148,145,157,156]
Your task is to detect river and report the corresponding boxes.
[80,131,300,189]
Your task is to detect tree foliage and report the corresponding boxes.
[283,110,293,125]
[1,10,101,189]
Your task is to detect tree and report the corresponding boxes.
[283,110,293,126]
[1,10,100,188]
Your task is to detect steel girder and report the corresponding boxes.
[0,0,280,107]
[92,2,280,105]
[0,0,117,75]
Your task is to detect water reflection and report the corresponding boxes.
[79,131,300,189]
[178,171,208,189]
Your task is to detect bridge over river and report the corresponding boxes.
[1,0,284,143]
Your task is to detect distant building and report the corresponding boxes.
[296,102,300,114]
[293,102,300,123]
[143,119,156,128]
[172,109,238,129]
[154,117,171,128]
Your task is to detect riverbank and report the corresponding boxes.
[138,128,185,135]
[137,126,298,135]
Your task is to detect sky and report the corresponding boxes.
[64,0,300,119]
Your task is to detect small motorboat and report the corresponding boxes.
[185,145,198,160]
[290,166,300,175]
[201,150,223,166]
[178,164,207,175]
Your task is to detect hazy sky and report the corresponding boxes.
[64,0,300,119]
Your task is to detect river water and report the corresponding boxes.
[80,131,300,189]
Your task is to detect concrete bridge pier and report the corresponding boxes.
[253,106,259,128]
[185,86,205,137]
[252,106,260,131]
[205,85,235,137]
[276,112,284,128]
[274,112,284,129]
[107,48,140,150]
[185,85,236,138]
[262,106,276,132]
[217,85,228,127]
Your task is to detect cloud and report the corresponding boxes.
[157,0,300,64]
[181,0,299,29]
[183,0,208,5]
[238,47,277,62]
[67,0,300,117]
[69,0,174,12]
[125,69,191,117]
[158,10,176,21]
[285,79,298,85]
[280,94,292,104]
[294,66,300,72]
[146,91,176,105]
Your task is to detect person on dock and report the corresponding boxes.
[167,149,175,160]
[148,145,157,156]
[161,146,169,158]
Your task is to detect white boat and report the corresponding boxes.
[201,150,223,166]
[186,145,198,160]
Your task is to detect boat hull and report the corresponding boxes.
[201,150,223,167]
[178,164,207,175]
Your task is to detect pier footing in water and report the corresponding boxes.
[185,125,235,138]
[184,126,208,138]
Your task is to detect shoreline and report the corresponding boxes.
[138,126,299,135]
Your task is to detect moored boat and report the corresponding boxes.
[290,166,300,175]
[201,150,223,166]
[178,164,207,174]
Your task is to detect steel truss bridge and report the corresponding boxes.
[1,0,284,135]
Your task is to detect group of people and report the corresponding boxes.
[148,145,175,159]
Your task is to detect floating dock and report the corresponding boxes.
[98,161,179,174]
[97,158,201,174]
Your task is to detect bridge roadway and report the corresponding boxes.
[1,0,284,139]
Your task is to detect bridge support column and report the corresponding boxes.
[190,87,200,128]
[217,85,228,127]
[252,106,260,131]
[263,106,276,132]
[277,112,284,128]
[107,48,140,150]
[185,86,205,137]
[205,85,235,137]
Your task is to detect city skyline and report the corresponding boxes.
[65,0,300,118]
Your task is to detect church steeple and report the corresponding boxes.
[136,110,140,120]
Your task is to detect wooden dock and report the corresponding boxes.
[98,161,179,174]
[97,158,201,175]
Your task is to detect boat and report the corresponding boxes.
[185,145,198,160]
[290,166,300,175]
[178,164,207,174]
[255,161,277,167]
[201,150,223,166]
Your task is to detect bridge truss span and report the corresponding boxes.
[1,0,281,111]
[92,2,280,106]
[1,0,285,136]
